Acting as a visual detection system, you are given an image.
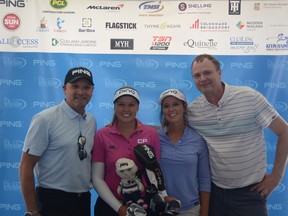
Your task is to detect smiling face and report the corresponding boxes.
[63,78,94,115]
[161,96,186,125]
[192,57,222,97]
[114,95,139,124]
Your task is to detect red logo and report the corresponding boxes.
[3,13,20,31]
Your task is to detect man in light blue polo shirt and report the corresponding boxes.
[19,67,96,216]
[188,54,288,216]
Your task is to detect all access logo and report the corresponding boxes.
[3,13,20,31]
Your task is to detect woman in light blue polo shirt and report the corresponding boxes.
[158,88,211,216]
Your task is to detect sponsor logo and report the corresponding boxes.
[275,183,286,193]
[267,203,283,211]
[99,102,113,109]
[184,38,217,50]
[0,121,22,127]
[266,33,288,51]
[144,22,181,30]
[134,81,156,88]
[36,17,49,32]
[230,36,259,53]
[42,0,74,15]
[0,162,20,168]
[33,59,56,67]
[190,19,230,32]
[87,4,124,11]
[265,141,276,152]
[150,36,172,50]
[4,97,26,110]
[0,203,22,211]
[236,21,244,30]
[0,36,38,48]
[267,59,288,72]
[110,39,133,50]
[52,38,96,47]
[254,3,260,11]
[106,22,137,30]
[3,13,20,31]
[178,2,212,14]
[235,79,258,89]
[139,1,164,16]
[0,56,26,68]
[99,61,121,68]
[38,77,62,88]
[3,180,21,192]
[236,21,264,31]
[230,62,253,69]
[69,58,93,69]
[50,0,67,9]
[0,79,22,86]
[273,101,288,112]
[170,79,193,90]
[229,0,241,15]
[54,17,66,32]
[0,0,25,7]
[1,139,23,150]
[264,82,288,89]
[33,101,56,108]
[79,18,95,33]
[262,2,288,10]
[136,58,159,70]
[104,78,127,88]
[165,61,188,69]
[141,101,158,111]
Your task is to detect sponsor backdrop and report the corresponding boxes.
[0,0,287,215]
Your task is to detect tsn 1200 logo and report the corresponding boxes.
[150,36,172,50]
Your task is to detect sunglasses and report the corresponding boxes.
[78,135,87,160]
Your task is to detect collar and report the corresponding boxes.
[201,82,230,107]
[109,119,144,135]
[60,100,86,120]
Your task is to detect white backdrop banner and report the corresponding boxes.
[0,1,288,216]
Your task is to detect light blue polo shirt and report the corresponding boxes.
[23,100,96,193]
[158,126,211,211]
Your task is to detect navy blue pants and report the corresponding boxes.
[209,182,268,216]
[94,197,118,216]
[36,186,90,216]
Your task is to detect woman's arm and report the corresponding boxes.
[91,162,126,215]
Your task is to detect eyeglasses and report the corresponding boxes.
[78,135,87,160]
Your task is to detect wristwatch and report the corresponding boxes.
[24,210,39,216]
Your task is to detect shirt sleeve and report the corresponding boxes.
[197,139,211,192]
[23,113,50,156]
[253,90,279,128]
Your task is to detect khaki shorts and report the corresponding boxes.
[179,204,200,216]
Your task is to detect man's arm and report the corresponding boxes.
[19,152,40,213]
[252,116,288,199]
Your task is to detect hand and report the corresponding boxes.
[251,174,280,200]
[118,204,128,216]
[163,196,176,202]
